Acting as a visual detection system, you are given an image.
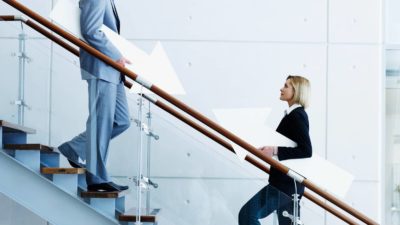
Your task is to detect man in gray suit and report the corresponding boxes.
[58,0,131,192]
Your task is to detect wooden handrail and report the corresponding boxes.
[0,15,359,224]
[0,15,14,21]
[0,1,379,224]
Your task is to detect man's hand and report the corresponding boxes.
[258,146,277,158]
[116,57,132,67]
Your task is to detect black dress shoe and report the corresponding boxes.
[68,159,82,168]
[87,182,120,192]
[109,182,129,191]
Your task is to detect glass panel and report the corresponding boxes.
[0,19,52,144]
[110,94,331,224]
[0,20,19,124]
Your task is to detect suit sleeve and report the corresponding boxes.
[277,113,312,160]
[80,0,122,61]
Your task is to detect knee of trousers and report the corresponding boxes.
[238,206,256,222]
[120,120,131,132]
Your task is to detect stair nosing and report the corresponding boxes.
[4,144,53,152]
[118,208,160,222]
[41,167,86,174]
[0,120,36,134]
[80,190,129,198]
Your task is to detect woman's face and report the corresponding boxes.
[280,79,294,104]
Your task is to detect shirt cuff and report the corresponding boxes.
[273,146,278,156]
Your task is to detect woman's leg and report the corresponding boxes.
[238,184,281,225]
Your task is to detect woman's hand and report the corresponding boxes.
[258,146,277,157]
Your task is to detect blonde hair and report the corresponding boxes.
[287,75,311,108]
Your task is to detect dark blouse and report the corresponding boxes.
[268,106,312,196]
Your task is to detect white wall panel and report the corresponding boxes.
[118,0,327,42]
[327,45,382,181]
[326,181,380,225]
[0,0,53,38]
[329,0,382,43]
[386,0,400,44]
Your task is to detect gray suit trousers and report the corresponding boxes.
[59,79,130,185]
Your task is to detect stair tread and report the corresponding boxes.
[41,167,85,174]
[119,208,160,222]
[0,120,36,134]
[4,144,53,152]
[81,190,129,198]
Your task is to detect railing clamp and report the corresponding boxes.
[14,15,28,23]
[11,99,30,109]
[287,169,305,183]
[131,175,158,189]
[11,51,32,63]
[282,210,303,225]
[133,118,159,140]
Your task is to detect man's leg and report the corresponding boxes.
[110,81,130,139]
[86,79,117,185]
[58,132,87,163]
[238,185,281,225]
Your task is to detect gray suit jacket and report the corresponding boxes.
[79,0,122,84]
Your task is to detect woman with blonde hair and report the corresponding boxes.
[238,75,312,225]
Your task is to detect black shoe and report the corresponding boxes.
[87,182,120,192]
[109,182,129,191]
[68,159,82,168]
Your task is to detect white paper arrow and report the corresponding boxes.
[281,155,354,198]
[99,26,185,94]
[50,0,185,95]
[213,107,354,198]
[213,107,297,161]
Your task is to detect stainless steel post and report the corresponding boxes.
[17,29,27,125]
[136,90,144,225]
[145,101,152,214]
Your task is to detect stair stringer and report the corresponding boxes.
[0,150,119,225]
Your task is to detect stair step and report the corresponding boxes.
[81,190,129,199]
[4,144,53,152]
[0,120,36,134]
[41,167,85,174]
[119,208,160,223]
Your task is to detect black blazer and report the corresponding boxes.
[268,106,312,196]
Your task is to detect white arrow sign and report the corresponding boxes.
[213,107,296,161]
[213,107,354,198]
[50,0,185,95]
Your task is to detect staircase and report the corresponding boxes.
[0,120,159,225]
[0,1,381,223]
